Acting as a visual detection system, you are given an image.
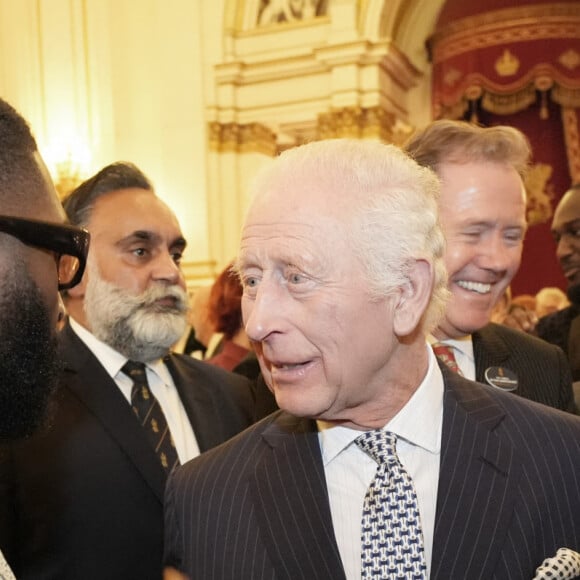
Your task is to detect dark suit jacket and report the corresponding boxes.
[473,323,575,413]
[164,368,580,580]
[0,323,255,580]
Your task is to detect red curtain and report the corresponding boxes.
[430,1,580,295]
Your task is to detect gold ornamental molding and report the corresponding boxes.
[208,121,277,156]
[495,49,520,77]
[431,3,580,64]
[562,107,580,184]
[317,106,396,141]
[523,163,554,226]
[559,49,580,70]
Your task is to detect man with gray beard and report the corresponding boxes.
[1,162,255,580]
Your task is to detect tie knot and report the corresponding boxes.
[432,342,453,358]
[121,360,147,381]
[432,342,463,375]
[355,430,398,465]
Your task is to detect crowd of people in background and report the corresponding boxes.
[0,96,579,580]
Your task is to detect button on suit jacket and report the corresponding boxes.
[0,322,255,580]
[164,366,580,580]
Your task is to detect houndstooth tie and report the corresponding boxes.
[121,361,179,472]
[432,342,463,376]
[355,430,427,579]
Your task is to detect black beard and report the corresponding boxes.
[0,263,62,439]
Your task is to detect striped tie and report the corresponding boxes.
[432,342,463,376]
[121,361,179,472]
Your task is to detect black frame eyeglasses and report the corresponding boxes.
[0,215,90,290]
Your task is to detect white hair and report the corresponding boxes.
[246,139,449,334]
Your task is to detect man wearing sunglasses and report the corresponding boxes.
[0,99,88,579]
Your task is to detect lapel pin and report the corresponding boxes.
[484,366,518,391]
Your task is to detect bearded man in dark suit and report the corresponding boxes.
[163,140,580,580]
[0,98,89,580]
[405,120,575,414]
[0,162,254,580]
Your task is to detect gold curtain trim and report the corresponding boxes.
[438,77,580,116]
[553,85,580,109]
[431,5,580,64]
[562,107,580,184]
[481,85,537,115]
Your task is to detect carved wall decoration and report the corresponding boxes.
[524,163,555,226]
[208,121,277,156]
[257,0,328,26]
[317,106,395,142]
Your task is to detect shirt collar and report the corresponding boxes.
[428,333,474,362]
[68,317,169,383]
[318,343,444,465]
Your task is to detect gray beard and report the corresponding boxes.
[84,264,188,362]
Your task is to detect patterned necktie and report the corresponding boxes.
[121,361,179,472]
[355,430,427,579]
[432,342,463,375]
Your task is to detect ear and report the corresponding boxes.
[392,259,433,337]
[66,269,88,298]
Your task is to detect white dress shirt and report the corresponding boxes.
[0,549,15,580]
[69,318,200,463]
[318,344,444,580]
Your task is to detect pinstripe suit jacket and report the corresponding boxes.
[473,323,576,413]
[164,367,580,580]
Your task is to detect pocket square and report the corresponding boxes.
[533,547,580,579]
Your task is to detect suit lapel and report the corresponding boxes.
[251,414,347,580]
[472,324,511,384]
[431,369,522,579]
[60,324,167,501]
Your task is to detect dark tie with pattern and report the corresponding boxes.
[121,360,179,472]
[355,430,427,579]
[432,342,463,376]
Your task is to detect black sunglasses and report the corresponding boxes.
[0,215,90,290]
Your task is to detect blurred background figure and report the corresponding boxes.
[206,262,253,372]
[535,286,569,318]
[173,286,212,359]
[187,284,222,359]
[511,293,537,314]
[537,185,580,395]
[491,289,540,334]
[490,286,512,324]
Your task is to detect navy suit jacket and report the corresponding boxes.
[473,323,575,413]
[0,323,255,580]
[164,367,580,580]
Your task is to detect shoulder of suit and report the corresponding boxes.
[478,322,561,355]
[537,306,576,334]
[170,411,290,481]
[165,352,251,386]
